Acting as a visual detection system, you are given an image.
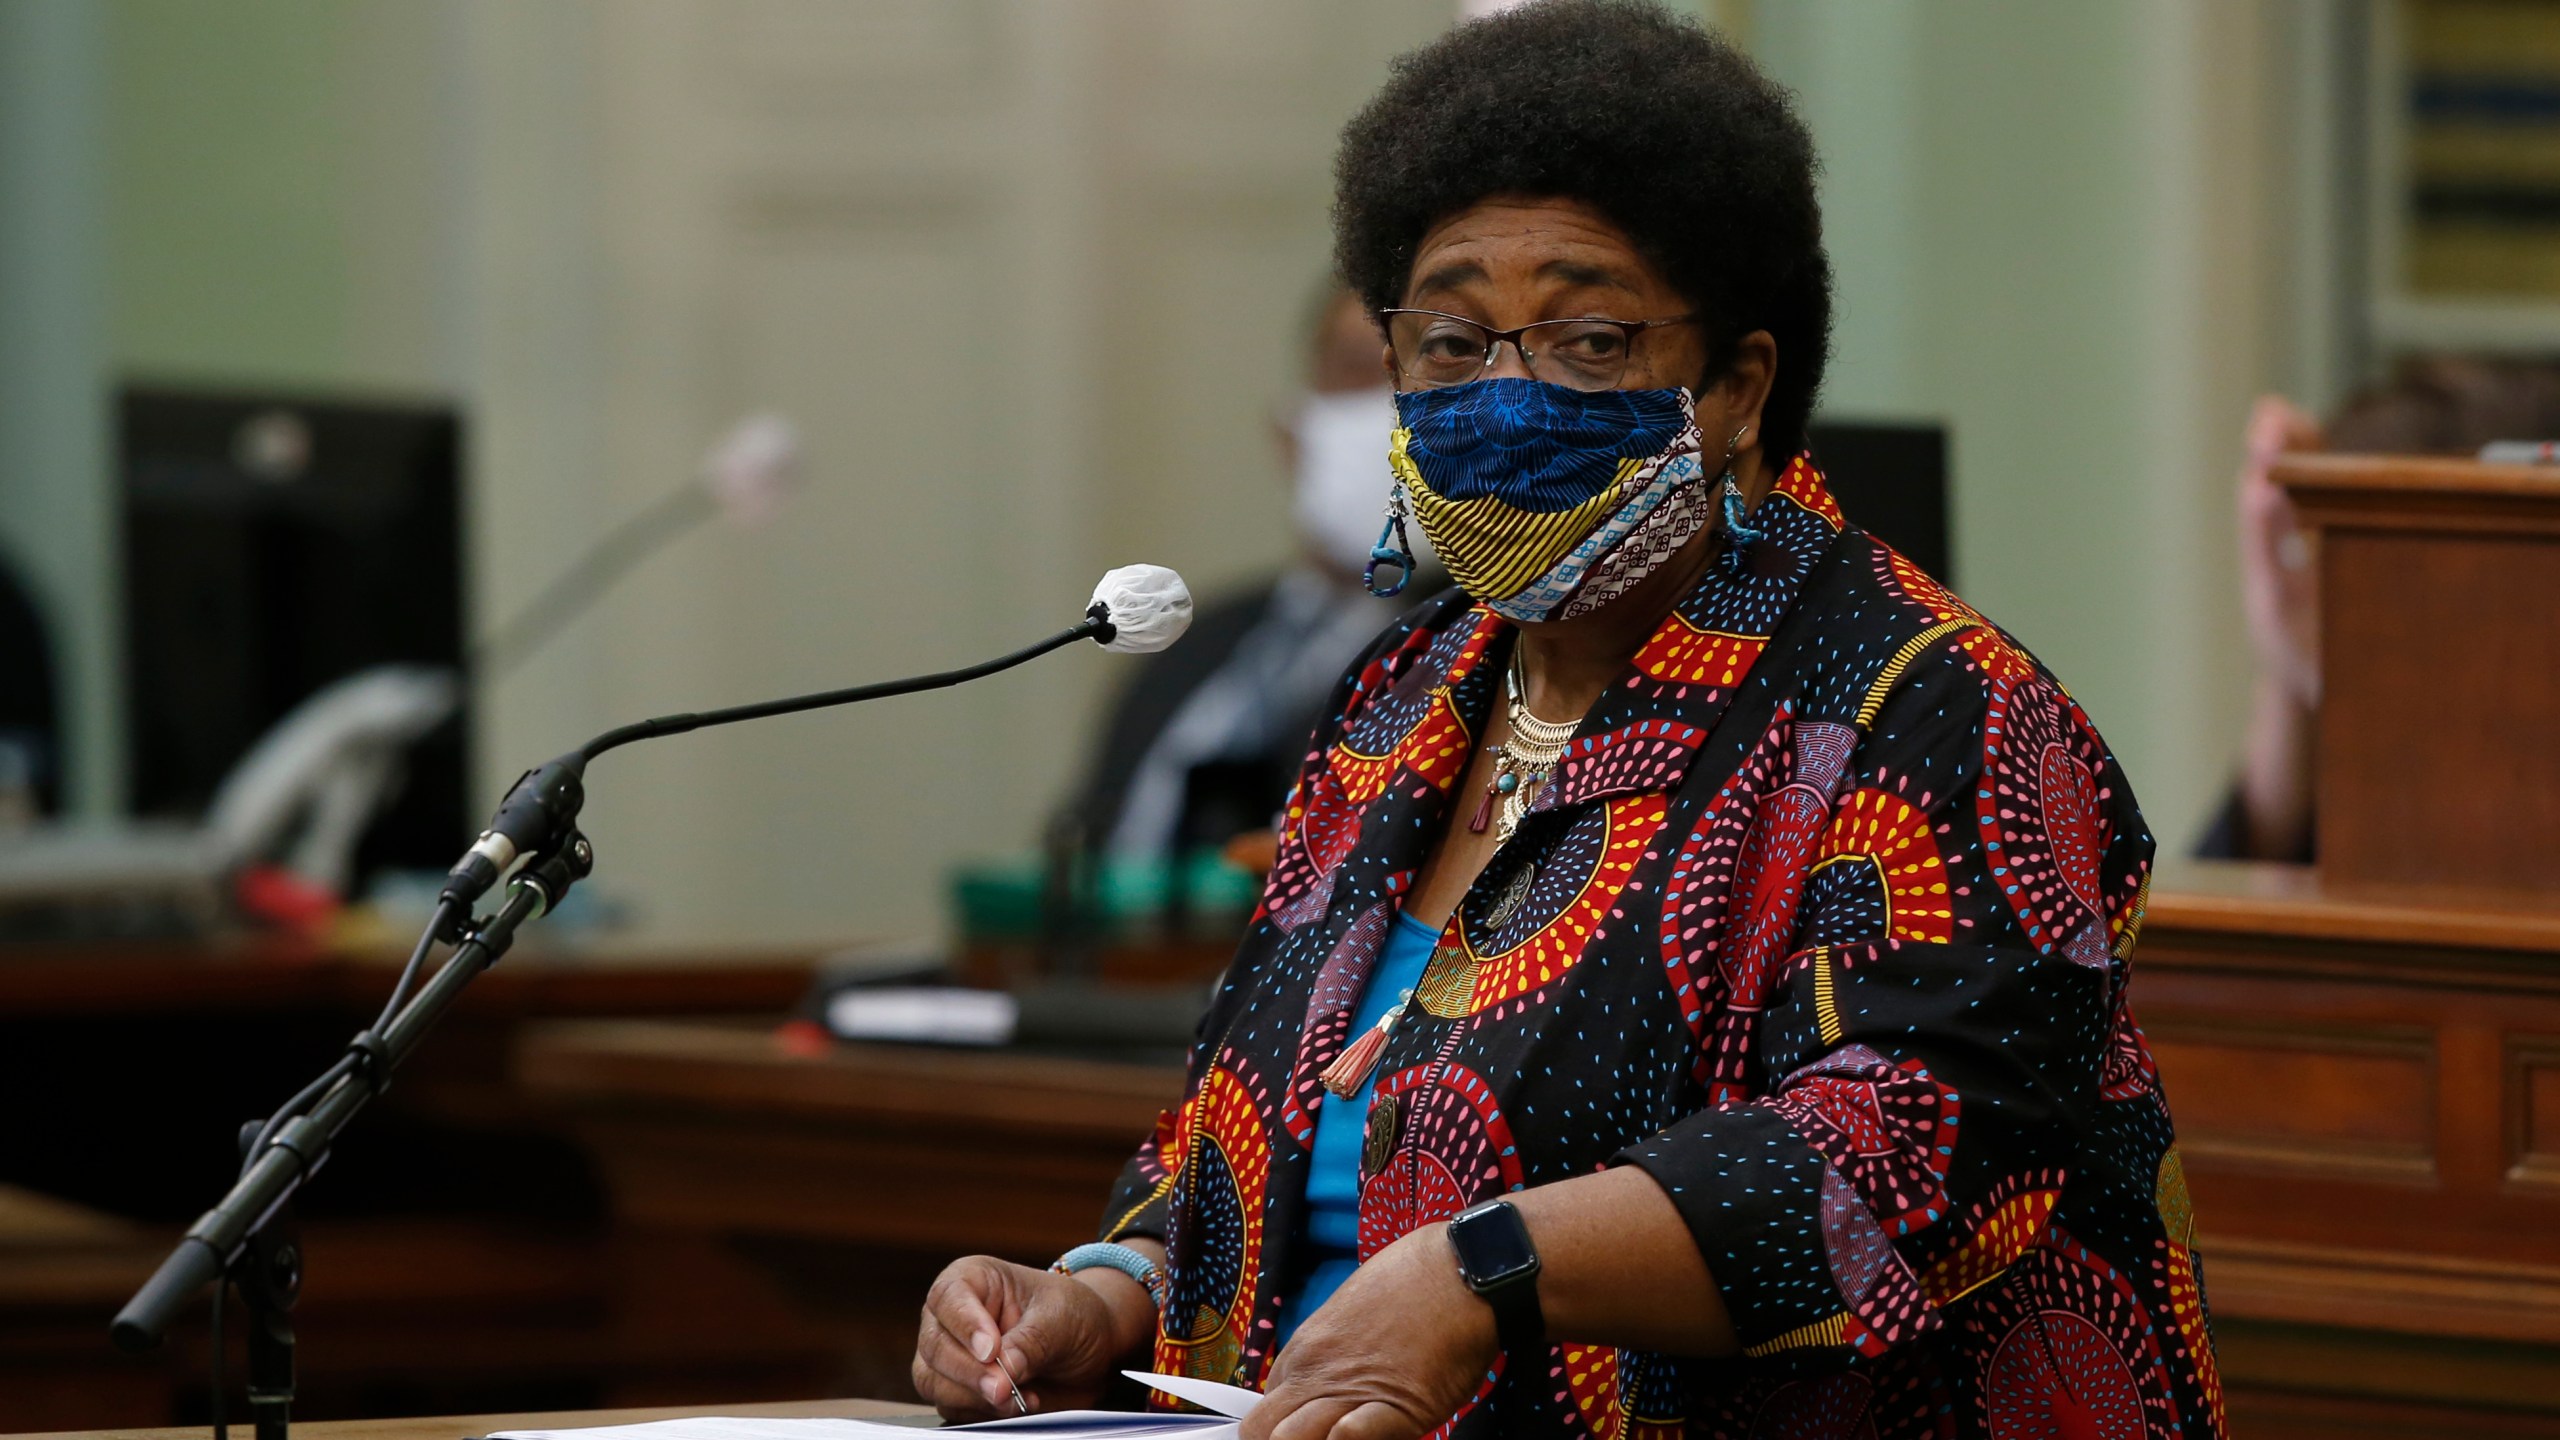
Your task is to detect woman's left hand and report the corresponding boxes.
[1243,1222,1498,1440]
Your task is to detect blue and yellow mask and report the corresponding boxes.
[1385,378,1709,624]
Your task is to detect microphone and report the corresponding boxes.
[116,568,1192,1358]
[436,565,1192,917]
[1088,564,1193,654]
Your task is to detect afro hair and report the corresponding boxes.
[1332,0,1832,458]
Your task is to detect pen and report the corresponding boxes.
[994,1351,1030,1415]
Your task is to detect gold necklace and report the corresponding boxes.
[1468,652,1578,845]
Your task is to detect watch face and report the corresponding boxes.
[1452,1201,1538,1286]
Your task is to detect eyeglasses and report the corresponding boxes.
[1379,308,1699,392]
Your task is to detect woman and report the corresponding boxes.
[914,5,2221,1437]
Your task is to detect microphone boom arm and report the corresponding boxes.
[111,600,1126,1405]
[433,608,1115,918]
[582,607,1111,760]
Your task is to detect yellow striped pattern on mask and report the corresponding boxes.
[1391,427,1640,602]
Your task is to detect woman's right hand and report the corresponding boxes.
[911,1254,1147,1421]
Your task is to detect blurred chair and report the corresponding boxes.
[0,665,456,931]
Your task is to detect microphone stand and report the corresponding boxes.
[112,607,1119,1438]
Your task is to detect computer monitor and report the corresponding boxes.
[119,387,468,876]
[1806,419,1953,585]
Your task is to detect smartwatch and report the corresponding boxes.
[1446,1198,1544,1353]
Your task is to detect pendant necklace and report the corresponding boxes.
[1327,655,1577,1104]
[1468,651,1578,845]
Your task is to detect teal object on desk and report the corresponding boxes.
[951,847,1260,940]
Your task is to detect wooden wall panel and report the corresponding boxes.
[2131,865,2560,1433]
[2145,1018,2435,1181]
[2137,865,2560,1279]
[700,0,1003,106]
[2136,962,2560,1269]
[470,0,1454,948]
[2511,1036,2560,1194]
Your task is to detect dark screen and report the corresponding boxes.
[119,387,468,875]
[1806,419,1953,585]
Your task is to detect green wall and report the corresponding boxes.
[0,0,113,814]
[10,0,2274,867]
[1758,0,2266,852]
[105,0,462,393]
[0,0,467,814]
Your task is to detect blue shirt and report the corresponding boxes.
[1276,908,1440,1348]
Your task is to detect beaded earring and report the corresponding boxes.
[1716,425,1766,546]
[1364,483,1417,597]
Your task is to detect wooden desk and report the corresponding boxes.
[519,1020,1178,1259]
[0,937,836,1430]
[518,1020,1180,1394]
[5,1396,926,1440]
[2141,860,2560,1437]
[0,933,816,1023]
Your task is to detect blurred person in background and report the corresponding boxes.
[1070,287,1434,866]
[917,5,2216,1437]
[2202,356,2560,862]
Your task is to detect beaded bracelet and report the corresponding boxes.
[1052,1241,1171,1316]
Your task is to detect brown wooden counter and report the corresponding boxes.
[0,932,819,1017]
[2274,452,2560,894]
[518,1021,1180,1262]
[0,936,837,1430]
[2140,860,2560,1435]
[517,1019,1182,1403]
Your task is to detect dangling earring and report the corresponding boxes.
[1365,482,1417,598]
[1716,425,1765,547]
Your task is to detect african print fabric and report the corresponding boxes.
[1100,456,2224,1439]
[1391,379,1705,622]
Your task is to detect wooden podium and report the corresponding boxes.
[2279,454,2560,894]
[2136,863,2560,1436]
[2121,453,2560,1437]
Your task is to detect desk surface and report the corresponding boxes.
[524,1017,1180,1136]
[0,935,820,1016]
[2147,857,2560,956]
[9,1398,931,1440]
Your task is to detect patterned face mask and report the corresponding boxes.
[1386,378,1709,624]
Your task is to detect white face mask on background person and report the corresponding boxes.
[1289,385,1430,581]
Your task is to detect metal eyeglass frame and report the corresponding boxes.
[1377,307,1700,390]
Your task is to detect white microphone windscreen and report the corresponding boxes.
[1091,564,1193,653]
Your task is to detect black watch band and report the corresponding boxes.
[1447,1199,1544,1353]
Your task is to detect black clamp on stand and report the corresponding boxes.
[233,1121,303,1440]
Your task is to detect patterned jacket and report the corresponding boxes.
[1099,458,2225,1439]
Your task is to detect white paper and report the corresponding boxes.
[485,1373,1256,1440]
[489,1415,1222,1440]
[825,986,1018,1046]
[1117,1371,1262,1420]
